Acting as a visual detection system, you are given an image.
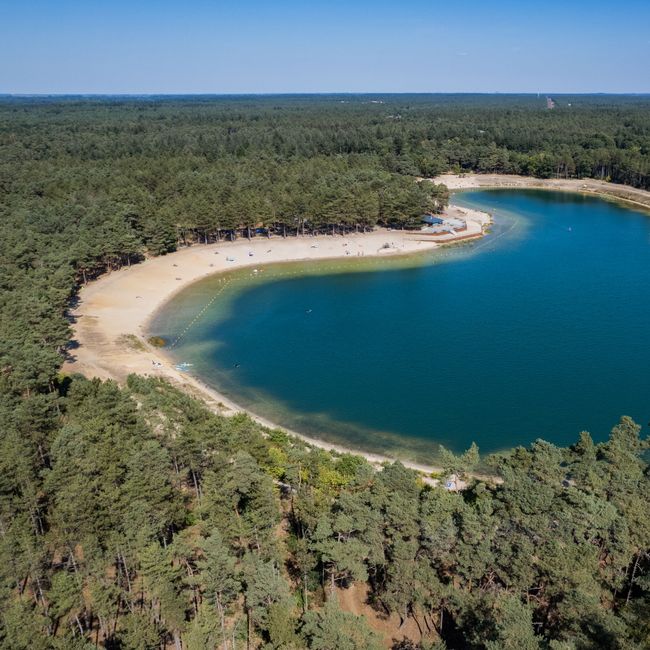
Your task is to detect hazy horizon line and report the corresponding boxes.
[2,91,650,98]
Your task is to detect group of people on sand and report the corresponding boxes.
[341,242,365,256]
[151,360,163,368]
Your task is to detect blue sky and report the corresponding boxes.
[1,0,649,93]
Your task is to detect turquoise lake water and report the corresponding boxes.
[150,190,650,463]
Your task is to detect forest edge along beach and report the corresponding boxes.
[64,173,650,479]
[64,197,491,479]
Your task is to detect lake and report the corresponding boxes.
[150,190,650,463]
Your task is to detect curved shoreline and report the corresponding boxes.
[433,173,650,212]
[65,220,492,478]
[65,175,650,477]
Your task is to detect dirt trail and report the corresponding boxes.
[336,582,426,648]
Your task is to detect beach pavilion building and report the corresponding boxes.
[422,214,445,226]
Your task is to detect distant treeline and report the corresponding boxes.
[2,95,649,261]
[1,95,649,649]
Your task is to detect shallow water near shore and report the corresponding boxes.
[150,190,650,463]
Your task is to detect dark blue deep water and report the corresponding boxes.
[151,190,650,462]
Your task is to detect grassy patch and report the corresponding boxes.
[116,334,147,351]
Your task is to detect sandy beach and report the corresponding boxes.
[65,216,492,478]
[433,173,650,211]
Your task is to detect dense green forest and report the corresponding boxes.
[1,95,649,648]
[2,377,648,649]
